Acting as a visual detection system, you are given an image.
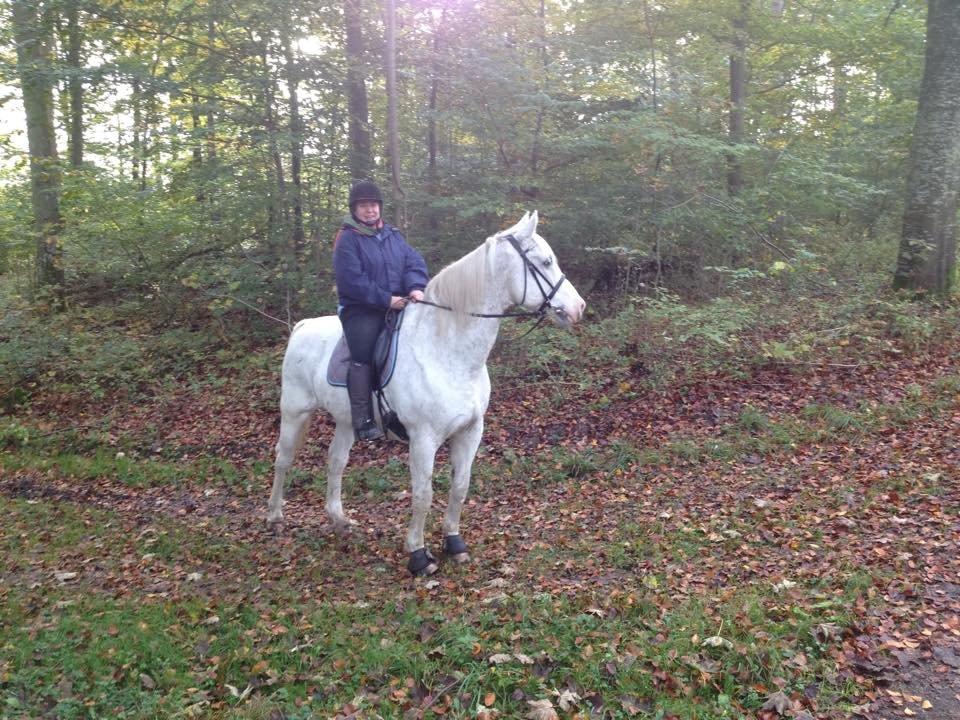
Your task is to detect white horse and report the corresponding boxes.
[267,211,585,575]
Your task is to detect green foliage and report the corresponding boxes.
[0,0,935,315]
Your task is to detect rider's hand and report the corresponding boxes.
[390,295,407,310]
[408,290,424,302]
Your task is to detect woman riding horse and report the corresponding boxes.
[333,181,429,441]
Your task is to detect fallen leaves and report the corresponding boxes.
[525,698,558,720]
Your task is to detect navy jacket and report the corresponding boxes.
[333,218,429,311]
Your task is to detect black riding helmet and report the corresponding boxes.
[349,181,383,213]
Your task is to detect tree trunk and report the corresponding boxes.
[190,91,204,168]
[64,0,84,168]
[282,28,305,256]
[385,0,405,227]
[12,0,65,294]
[206,9,218,166]
[262,43,289,239]
[529,0,547,185]
[132,75,143,187]
[726,0,748,197]
[426,13,444,231]
[345,0,373,181]
[893,0,960,295]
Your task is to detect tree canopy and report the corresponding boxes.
[0,0,950,322]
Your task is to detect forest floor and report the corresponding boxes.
[2,321,959,719]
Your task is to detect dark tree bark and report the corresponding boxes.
[893,0,960,295]
[64,0,84,168]
[12,0,65,293]
[727,0,748,197]
[345,0,373,181]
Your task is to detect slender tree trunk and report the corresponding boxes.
[282,29,305,256]
[205,9,218,166]
[727,0,748,197]
[64,0,84,168]
[132,76,142,185]
[426,13,444,231]
[345,0,373,181]
[190,90,205,203]
[893,0,960,294]
[385,0,405,227]
[263,48,288,235]
[529,0,547,185]
[12,0,65,294]
[190,91,203,167]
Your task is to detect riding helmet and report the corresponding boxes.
[349,180,383,212]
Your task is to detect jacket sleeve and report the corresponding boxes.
[398,232,430,292]
[333,231,392,308]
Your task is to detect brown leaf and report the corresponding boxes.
[762,690,792,715]
[933,646,960,669]
[526,699,558,720]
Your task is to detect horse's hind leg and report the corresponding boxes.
[325,421,356,535]
[268,407,313,525]
[442,419,483,563]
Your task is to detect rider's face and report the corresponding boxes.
[355,200,381,224]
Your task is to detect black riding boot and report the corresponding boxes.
[347,362,384,441]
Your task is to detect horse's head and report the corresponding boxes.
[497,211,586,328]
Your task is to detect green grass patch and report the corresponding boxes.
[1,446,251,489]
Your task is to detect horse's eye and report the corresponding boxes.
[542,256,554,267]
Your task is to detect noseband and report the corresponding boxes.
[503,234,567,318]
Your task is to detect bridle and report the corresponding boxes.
[415,234,567,323]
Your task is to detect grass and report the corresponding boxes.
[0,444,253,489]
[1,517,866,719]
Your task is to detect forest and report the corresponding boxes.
[2,0,960,719]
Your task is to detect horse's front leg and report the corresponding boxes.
[325,422,356,535]
[442,419,483,564]
[406,433,441,576]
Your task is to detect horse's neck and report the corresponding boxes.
[408,306,502,375]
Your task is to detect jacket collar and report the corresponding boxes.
[342,214,383,237]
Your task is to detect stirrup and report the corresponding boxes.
[355,419,384,441]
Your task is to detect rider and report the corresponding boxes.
[333,180,429,441]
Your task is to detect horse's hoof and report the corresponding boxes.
[408,548,439,577]
[442,534,469,562]
[266,516,284,534]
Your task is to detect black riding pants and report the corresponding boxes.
[340,305,384,364]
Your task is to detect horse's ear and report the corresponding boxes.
[529,210,539,234]
[512,211,535,239]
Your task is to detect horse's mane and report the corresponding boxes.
[424,236,498,332]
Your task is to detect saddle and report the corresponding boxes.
[326,310,402,390]
[326,309,408,441]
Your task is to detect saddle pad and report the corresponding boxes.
[326,324,401,389]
